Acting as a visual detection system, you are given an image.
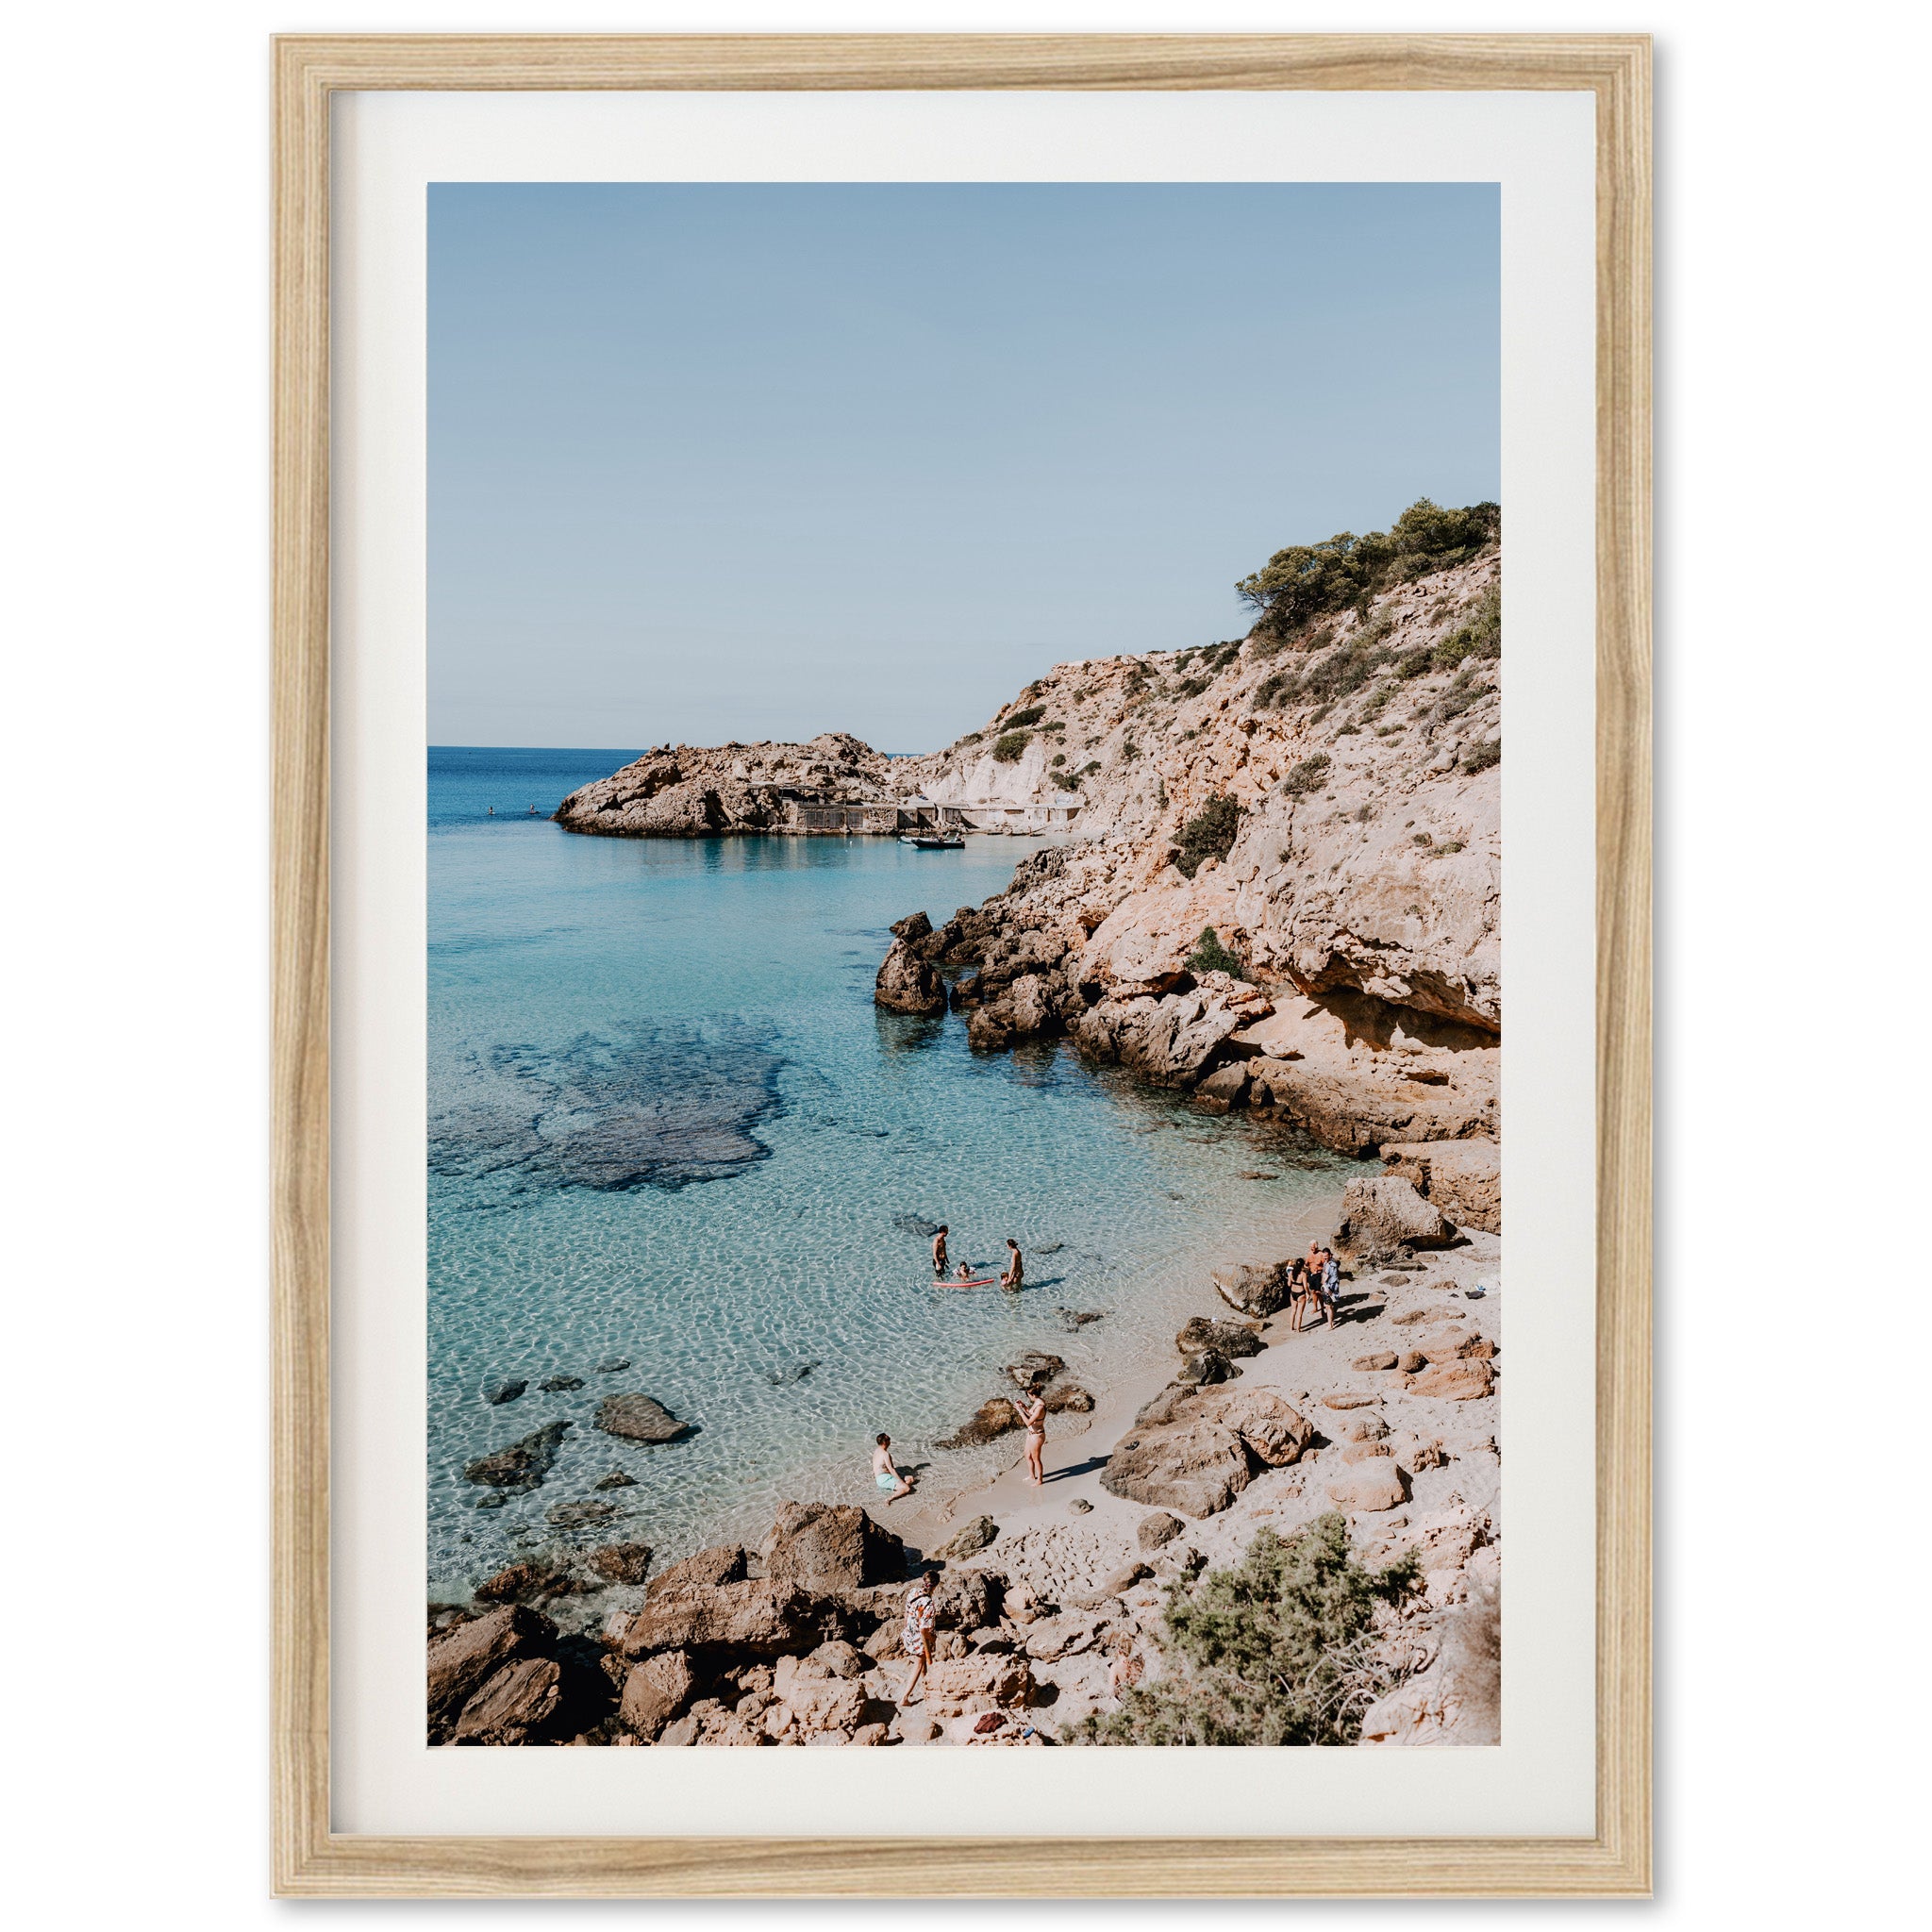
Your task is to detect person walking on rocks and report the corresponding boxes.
[1000,1238,1024,1292]
[1014,1387,1048,1486]
[931,1225,949,1278]
[873,1432,915,1504]
[900,1567,939,1707]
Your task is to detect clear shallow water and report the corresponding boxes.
[427,747,1351,1598]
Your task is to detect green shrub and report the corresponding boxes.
[1462,738,1502,773]
[1121,740,1140,761]
[1430,585,1502,673]
[1237,499,1500,640]
[1437,665,1491,722]
[1174,796,1241,878]
[1174,675,1212,701]
[991,730,1033,762]
[1186,926,1245,977]
[1066,1516,1421,1747]
[1283,754,1332,796]
[1003,704,1048,730]
[1050,752,1066,767]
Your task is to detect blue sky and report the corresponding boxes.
[429,182,1498,751]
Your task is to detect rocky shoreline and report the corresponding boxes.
[428,1162,1502,1749]
[441,503,1508,1746]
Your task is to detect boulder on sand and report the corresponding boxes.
[1210,1259,1294,1318]
[763,1501,906,1592]
[462,1419,572,1491]
[1324,1460,1408,1512]
[934,1516,999,1560]
[920,1654,1036,1717]
[938,1396,1022,1448]
[1100,1418,1252,1518]
[1211,1388,1316,1467]
[594,1393,692,1443]
[1336,1174,1456,1257]
[874,939,948,1017]
[1380,1138,1501,1234]
[1138,1511,1185,1551]
[1176,1316,1264,1359]
[1407,1359,1496,1402]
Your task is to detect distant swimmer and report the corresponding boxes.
[931,1224,949,1277]
[1000,1239,1024,1292]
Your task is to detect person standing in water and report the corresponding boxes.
[873,1432,915,1503]
[931,1225,949,1278]
[1000,1239,1024,1292]
[1013,1387,1047,1486]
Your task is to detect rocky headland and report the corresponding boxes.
[454,502,1508,1745]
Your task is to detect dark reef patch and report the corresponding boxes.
[429,1023,784,1193]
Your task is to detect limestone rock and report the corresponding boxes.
[931,1568,1002,1632]
[874,939,947,1017]
[485,1378,527,1406]
[1176,1316,1264,1359]
[646,1544,747,1599]
[1211,1389,1316,1466]
[1209,1259,1294,1318]
[620,1579,852,1659]
[934,1516,999,1560]
[1352,1352,1400,1373]
[920,1654,1036,1717]
[427,1603,554,1732]
[763,1501,906,1592]
[546,1499,616,1529]
[1336,1174,1457,1257]
[1324,1460,1408,1511]
[620,1650,697,1740]
[453,1657,561,1745]
[937,1397,1022,1448]
[1100,1418,1252,1517]
[1380,1137,1502,1233]
[594,1394,692,1444]
[1406,1359,1496,1401]
[1138,1511,1186,1551]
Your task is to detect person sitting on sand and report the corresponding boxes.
[1000,1239,1024,1292]
[873,1432,915,1504]
[1013,1387,1048,1486]
[931,1225,949,1277]
[900,1567,939,1707]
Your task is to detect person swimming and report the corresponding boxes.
[941,1260,996,1289]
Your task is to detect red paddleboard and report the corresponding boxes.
[936,1277,997,1289]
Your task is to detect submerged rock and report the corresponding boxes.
[540,1374,585,1392]
[462,1420,572,1491]
[590,1541,655,1585]
[484,1378,528,1406]
[547,1499,618,1529]
[595,1394,691,1444]
[595,1357,632,1373]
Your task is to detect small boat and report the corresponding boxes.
[900,831,965,849]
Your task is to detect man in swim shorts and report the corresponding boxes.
[931,1225,949,1277]
[873,1432,915,1503]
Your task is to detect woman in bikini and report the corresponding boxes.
[1000,1239,1024,1293]
[1014,1387,1048,1486]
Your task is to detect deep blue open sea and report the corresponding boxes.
[427,746,1350,1599]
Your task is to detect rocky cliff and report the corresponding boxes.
[879,513,1502,1159]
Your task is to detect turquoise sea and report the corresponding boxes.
[427,746,1351,1601]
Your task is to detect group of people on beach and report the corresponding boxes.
[929,1224,1024,1292]
[1288,1239,1341,1332]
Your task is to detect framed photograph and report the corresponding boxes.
[274,33,1650,1897]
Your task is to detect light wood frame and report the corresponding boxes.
[273,32,1650,1898]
